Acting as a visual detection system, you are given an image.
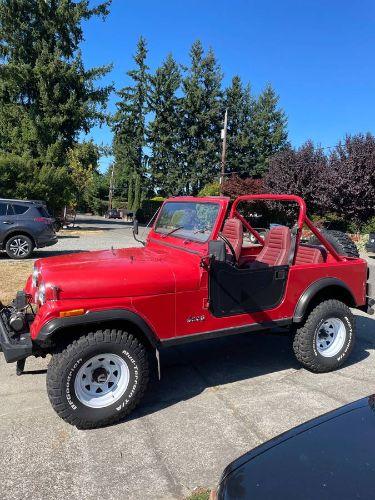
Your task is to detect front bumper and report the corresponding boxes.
[0,310,32,363]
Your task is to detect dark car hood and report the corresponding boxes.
[219,396,375,500]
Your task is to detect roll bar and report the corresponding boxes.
[229,194,343,262]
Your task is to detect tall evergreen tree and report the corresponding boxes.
[181,41,223,194]
[224,76,254,177]
[250,84,288,177]
[112,36,149,211]
[0,0,112,165]
[148,54,182,196]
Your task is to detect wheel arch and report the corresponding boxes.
[36,309,160,352]
[3,230,35,248]
[293,278,356,323]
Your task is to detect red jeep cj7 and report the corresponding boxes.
[0,194,374,428]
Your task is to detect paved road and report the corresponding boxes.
[0,216,374,499]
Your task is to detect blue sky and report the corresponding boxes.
[81,0,375,172]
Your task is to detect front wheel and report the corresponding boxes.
[47,329,149,429]
[293,299,355,373]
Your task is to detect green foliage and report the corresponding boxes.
[148,54,182,196]
[198,182,220,197]
[112,36,149,205]
[0,0,112,166]
[180,41,223,194]
[0,152,73,214]
[251,85,288,176]
[224,76,254,176]
[135,199,164,223]
[362,216,375,234]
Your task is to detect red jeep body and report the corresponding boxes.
[0,194,373,428]
[24,195,367,345]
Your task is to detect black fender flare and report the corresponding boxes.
[36,309,160,348]
[293,278,356,323]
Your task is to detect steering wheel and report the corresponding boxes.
[218,233,237,264]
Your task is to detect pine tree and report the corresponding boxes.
[0,0,112,165]
[224,76,254,177]
[180,41,223,194]
[148,54,182,196]
[112,36,149,208]
[250,84,288,177]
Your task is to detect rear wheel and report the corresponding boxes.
[5,234,34,259]
[293,299,355,372]
[47,329,149,429]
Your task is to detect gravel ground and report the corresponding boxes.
[0,215,374,500]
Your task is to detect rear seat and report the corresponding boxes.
[295,244,326,265]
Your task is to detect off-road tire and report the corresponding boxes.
[293,299,355,373]
[5,234,34,259]
[47,329,149,429]
[309,229,359,258]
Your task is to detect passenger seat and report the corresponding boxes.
[254,226,292,267]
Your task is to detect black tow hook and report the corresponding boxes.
[16,359,26,376]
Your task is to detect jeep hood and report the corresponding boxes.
[33,246,201,300]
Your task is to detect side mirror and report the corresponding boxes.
[132,219,145,246]
[208,240,226,262]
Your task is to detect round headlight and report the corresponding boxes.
[32,267,40,287]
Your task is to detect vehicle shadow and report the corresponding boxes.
[121,318,373,426]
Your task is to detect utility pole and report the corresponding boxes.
[220,109,228,195]
[108,164,115,210]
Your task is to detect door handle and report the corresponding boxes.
[3,221,13,224]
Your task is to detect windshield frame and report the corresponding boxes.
[153,200,221,243]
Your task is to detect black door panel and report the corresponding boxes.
[209,261,289,317]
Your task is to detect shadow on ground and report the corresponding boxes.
[32,249,84,258]
[87,317,369,428]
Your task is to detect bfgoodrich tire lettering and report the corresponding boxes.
[293,299,355,373]
[47,329,149,429]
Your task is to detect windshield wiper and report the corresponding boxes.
[162,226,184,238]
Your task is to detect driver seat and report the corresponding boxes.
[221,218,243,262]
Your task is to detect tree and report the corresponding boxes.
[67,140,100,209]
[223,76,254,177]
[0,152,73,214]
[329,134,375,225]
[148,54,182,196]
[264,141,328,213]
[251,84,288,177]
[0,0,112,166]
[113,36,149,211]
[180,41,223,194]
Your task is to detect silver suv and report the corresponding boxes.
[0,199,57,259]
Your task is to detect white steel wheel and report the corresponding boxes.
[74,353,130,409]
[316,317,346,357]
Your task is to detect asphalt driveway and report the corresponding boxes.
[0,216,374,499]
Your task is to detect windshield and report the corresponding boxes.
[154,202,220,242]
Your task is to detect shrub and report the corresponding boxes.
[362,216,375,234]
[198,182,220,197]
[135,199,164,223]
[222,175,264,199]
